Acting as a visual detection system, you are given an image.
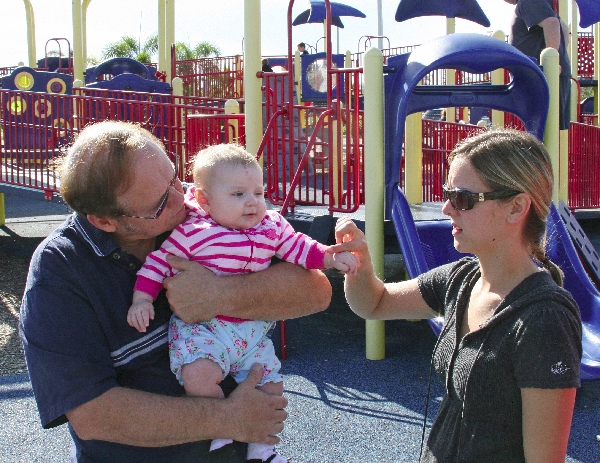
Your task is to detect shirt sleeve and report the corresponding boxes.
[513,301,582,389]
[272,213,326,269]
[135,221,200,299]
[518,0,555,29]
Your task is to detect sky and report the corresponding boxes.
[0,0,574,67]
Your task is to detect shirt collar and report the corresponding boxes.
[72,213,121,257]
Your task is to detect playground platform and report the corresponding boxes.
[0,183,599,462]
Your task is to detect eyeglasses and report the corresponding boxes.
[442,184,521,211]
[121,153,180,220]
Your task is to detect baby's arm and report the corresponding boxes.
[323,249,359,275]
[127,291,156,332]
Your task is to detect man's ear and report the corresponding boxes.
[194,187,210,213]
[506,193,532,224]
[87,214,119,233]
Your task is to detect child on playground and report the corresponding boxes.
[127,143,358,462]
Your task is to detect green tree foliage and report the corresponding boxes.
[102,34,219,63]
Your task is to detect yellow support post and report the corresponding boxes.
[71,0,85,83]
[22,0,36,68]
[445,18,456,123]
[541,47,561,203]
[404,112,423,205]
[165,0,175,83]
[82,0,93,68]
[363,47,385,360]
[244,0,262,157]
[0,193,5,227]
[491,31,506,129]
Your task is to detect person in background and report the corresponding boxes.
[262,58,274,72]
[331,128,582,462]
[297,42,309,54]
[19,121,332,463]
[127,143,357,463]
[504,0,571,130]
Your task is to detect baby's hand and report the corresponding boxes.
[325,250,359,275]
[127,300,155,332]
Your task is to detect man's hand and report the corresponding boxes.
[163,256,220,323]
[226,364,288,444]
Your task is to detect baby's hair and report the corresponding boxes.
[192,144,260,189]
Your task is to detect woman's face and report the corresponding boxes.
[442,157,510,256]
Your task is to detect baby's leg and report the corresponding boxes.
[181,358,232,451]
[181,357,224,398]
[247,380,286,463]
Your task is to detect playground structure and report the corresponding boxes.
[1,0,600,379]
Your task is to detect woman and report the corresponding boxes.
[331,129,582,462]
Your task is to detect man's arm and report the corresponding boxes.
[164,257,332,324]
[67,364,286,446]
[539,16,561,50]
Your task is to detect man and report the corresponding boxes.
[505,0,571,130]
[19,121,332,462]
[297,42,309,55]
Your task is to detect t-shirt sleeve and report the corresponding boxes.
[513,302,582,389]
[518,0,555,29]
[417,259,472,316]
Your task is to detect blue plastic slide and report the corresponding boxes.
[390,185,600,381]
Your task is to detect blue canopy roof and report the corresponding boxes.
[395,0,490,28]
[574,0,600,28]
[292,0,366,28]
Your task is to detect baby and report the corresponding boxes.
[127,143,357,462]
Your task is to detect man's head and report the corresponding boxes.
[297,42,306,52]
[57,121,186,237]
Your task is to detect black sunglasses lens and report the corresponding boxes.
[454,191,470,210]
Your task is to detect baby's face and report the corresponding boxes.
[202,163,266,230]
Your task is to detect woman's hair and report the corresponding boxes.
[191,144,260,189]
[448,128,564,286]
[55,121,164,217]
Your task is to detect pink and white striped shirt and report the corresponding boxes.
[134,193,328,307]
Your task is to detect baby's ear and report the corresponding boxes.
[194,187,210,212]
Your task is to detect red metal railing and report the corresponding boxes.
[409,120,485,202]
[578,32,594,80]
[569,122,600,209]
[0,88,232,196]
[185,113,246,180]
[174,55,244,98]
[258,66,364,214]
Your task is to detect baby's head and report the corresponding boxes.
[191,144,266,230]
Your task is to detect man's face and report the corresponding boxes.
[298,45,305,52]
[116,144,187,239]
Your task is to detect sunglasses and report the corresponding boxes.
[121,153,180,220]
[442,184,521,211]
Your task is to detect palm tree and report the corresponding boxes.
[103,34,219,64]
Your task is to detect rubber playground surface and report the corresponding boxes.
[0,184,599,462]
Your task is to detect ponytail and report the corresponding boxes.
[531,244,564,286]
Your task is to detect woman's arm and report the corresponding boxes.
[521,387,577,463]
[330,218,437,320]
[164,257,332,324]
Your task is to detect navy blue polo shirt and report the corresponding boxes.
[19,213,245,462]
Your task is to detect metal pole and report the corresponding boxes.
[541,47,561,203]
[244,0,263,156]
[363,47,385,361]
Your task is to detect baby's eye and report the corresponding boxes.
[255,191,264,197]
[233,192,244,197]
